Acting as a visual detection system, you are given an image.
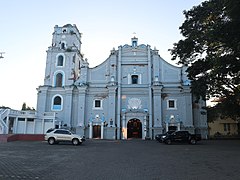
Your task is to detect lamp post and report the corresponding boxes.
[0,52,5,59]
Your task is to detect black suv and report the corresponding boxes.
[162,131,201,145]
[155,130,175,142]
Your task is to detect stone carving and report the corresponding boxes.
[127,98,142,109]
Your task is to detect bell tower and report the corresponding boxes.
[44,24,83,87]
[37,24,84,117]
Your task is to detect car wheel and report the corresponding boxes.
[190,139,196,145]
[166,139,171,145]
[72,139,79,146]
[48,138,55,145]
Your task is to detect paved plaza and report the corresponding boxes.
[0,139,240,180]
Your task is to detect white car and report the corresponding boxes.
[45,129,84,145]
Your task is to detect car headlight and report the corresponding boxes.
[162,135,166,139]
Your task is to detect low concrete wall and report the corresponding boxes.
[0,134,44,142]
[0,135,13,142]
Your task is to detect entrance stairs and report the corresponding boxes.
[0,109,9,134]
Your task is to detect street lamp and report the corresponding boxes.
[0,52,5,59]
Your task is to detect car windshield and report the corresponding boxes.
[46,128,55,133]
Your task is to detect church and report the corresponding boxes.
[36,24,208,140]
[0,24,208,140]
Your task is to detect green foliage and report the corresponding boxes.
[207,89,240,122]
[21,102,35,111]
[21,102,27,110]
[0,106,11,109]
[206,106,221,123]
[169,0,240,119]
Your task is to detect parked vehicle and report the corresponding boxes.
[155,130,175,142]
[46,128,55,133]
[162,131,201,145]
[45,129,84,145]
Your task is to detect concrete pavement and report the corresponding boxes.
[0,139,240,180]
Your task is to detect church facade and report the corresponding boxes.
[36,24,208,140]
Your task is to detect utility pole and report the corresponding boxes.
[0,52,5,59]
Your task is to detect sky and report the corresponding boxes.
[0,0,206,110]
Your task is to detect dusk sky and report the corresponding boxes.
[0,0,205,110]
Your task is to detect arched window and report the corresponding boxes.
[57,55,64,66]
[61,42,66,49]
[132,75,138,84]
[52,95,63,111]
[56,73,63,87]
[62,28,67,33]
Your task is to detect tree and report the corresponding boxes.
[169,0,240,120]
[21,102,27,111]
[21,102,35,111]
[0,106,11,109]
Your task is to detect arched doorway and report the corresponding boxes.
[168,126,177,131]
[127,119,142,139]
[93,125,101,138]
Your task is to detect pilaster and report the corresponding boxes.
[107,86,117,127]
[24,118,27,134]
[64,86,74,127]
[77,86,87,129]
[152,85,163,128]
[116,46,122,139]
[147,45,153,139]
[89,121,93,139]
[122,114,127,139]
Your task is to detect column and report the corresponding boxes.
[52,118,55,129]
[166,122,169,132]
[116,46,122,139]
[101,122,104,139]
[14,117,18,134]
[77,86,87,129]
[147,45,153,139]
[64,87,73,127]
[33,119,36,134]
[143,116,147,139]
[24,118,27,134]
[89,122,93,139]
[122,114,126,139]
[177,123,180,131]
[6,116,9,134]
[42,119,45,134]
[184,88,193,127]
[108,86,117,127]
[152,86,163,127]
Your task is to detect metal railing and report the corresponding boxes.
[0,109,9,134]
